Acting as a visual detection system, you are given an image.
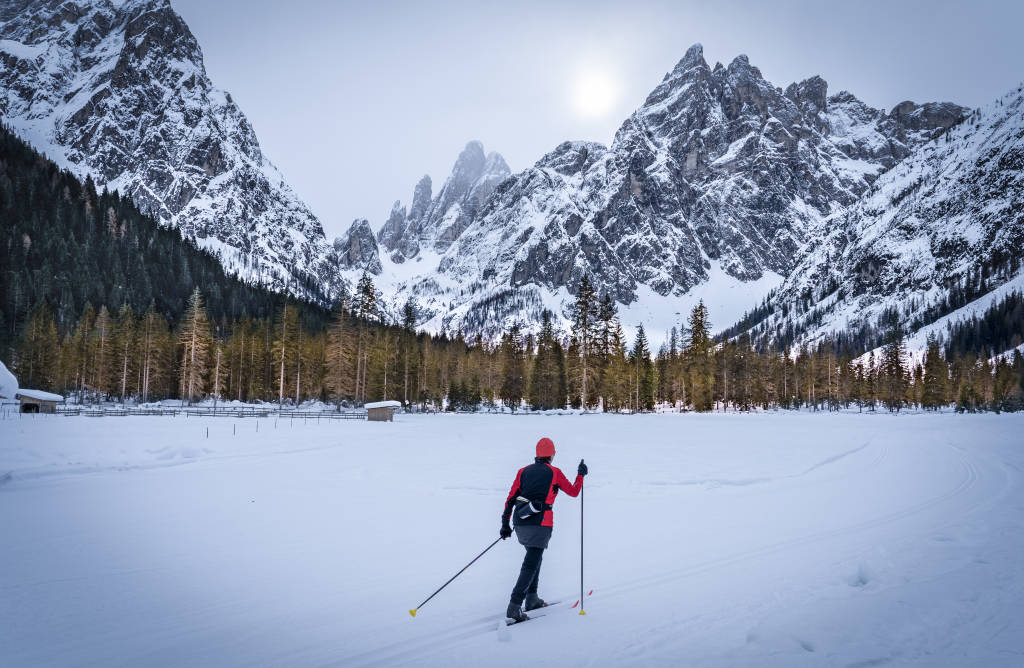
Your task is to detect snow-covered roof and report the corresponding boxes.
[364,400,401,409]
[15,389,64,403]
[0,360,16,399]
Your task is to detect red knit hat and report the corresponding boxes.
[536,437,556,458]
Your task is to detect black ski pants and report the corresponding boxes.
[509,546,543,606]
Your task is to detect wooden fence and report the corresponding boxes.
[52,406,367,420]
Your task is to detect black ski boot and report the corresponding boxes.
[524,593,547,611]
[505,602,529,624]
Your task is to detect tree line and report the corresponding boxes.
[12,271,1024,413]
[4,122,1023,412]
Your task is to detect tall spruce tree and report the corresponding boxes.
[529,311,567,410]
[570,274,598,409]
[686,301,714,411]
[921,333,948,410]
[15,302,59,391]
[91,305,113,397]
[604,321,630,412]
[499,322,527,410]
[178,288,211,405]
[630,324,655,411]
[113,303,137,403]
[881,323,908,412]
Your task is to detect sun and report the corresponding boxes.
[571,70,617,120]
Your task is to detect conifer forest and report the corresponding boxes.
[3,124,1023,413]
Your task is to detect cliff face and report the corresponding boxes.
[0,0,340,298]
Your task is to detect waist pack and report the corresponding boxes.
[514,496,551,520]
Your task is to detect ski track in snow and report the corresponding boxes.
[1,413,1023,667]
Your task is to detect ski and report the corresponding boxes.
[504,590,593,626]
[504,600,558,626]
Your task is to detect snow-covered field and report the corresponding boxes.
[2,412,1023,667]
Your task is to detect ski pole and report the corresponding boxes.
[579,466,586,616]
[409,537,502,617]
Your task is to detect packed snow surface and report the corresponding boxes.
[2,412,1023,666]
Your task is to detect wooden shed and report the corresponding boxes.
[365,400,401,422]
[15,389,64,414]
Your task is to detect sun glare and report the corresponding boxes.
[571,70,617,119]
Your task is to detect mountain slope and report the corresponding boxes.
[350,44,964,339]
[0,0,338,298]
[376,140,511,262]
[729,83,1024,354]
[0,122,324,359]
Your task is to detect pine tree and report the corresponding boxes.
[880,323,908,412]
[91,305,113,397]
[178,288,211,404]
[630,324,654,412]
[353,272,379,402]
[69,304,96,403]
[15,302,59,391]
[499,322,527,410]
[686,301,714,411]
[604,321,630,412]
[211,340,225,409]
[326,299,355,405]
[529,311,567,410]
[113,303,136,403]
[570,274,598,409]
[274,301,299,407]
[138,302,165,403]
[401,298,418,405]
[921,333,948,410]
[595,294,616,405]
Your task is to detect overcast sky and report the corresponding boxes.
[172,0,1023,241]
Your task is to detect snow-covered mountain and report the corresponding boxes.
[0,0,339,298]
[376,140,511,263]
[729,82,1024,355]
[6,0,1002,350]
[341,44,964,339]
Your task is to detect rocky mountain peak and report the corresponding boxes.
[536,141,607,175]
[334,219,382,275]
[786,75,829,115]
[889,100,966,136]
[376,140,510,261]
[670,42,706,75]
[0,0,339,299]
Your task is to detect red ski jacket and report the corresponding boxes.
[502,459,583,528]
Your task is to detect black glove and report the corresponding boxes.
[500,522,512,539]
[578,459,588,477]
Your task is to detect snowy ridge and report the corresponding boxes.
[735,82,1024,353]
[0,0,341,299]
[340,44,965,341]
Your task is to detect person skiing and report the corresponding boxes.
[500,436,588,623]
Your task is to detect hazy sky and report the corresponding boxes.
[172,0,1023,241]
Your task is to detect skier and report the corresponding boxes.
[500,436,588,623]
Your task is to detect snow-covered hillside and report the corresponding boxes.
[733,83,1024,354]
[2,412,1023,666]
[337,44,964,340]
[0,0,340,298]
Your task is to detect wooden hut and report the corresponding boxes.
[15,389,64,414]
[365,400,401,422]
